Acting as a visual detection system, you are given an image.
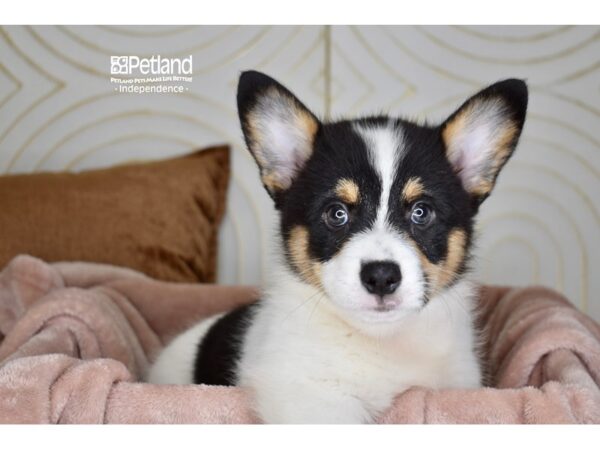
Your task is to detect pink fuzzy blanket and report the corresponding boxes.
[0,255,599,423]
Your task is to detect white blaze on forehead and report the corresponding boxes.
[320,123,425,331]
[353,122,404,228]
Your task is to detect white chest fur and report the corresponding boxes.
[236,271,482,424]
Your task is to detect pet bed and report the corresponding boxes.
[0,254,599,423]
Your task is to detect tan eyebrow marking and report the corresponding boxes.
[402,177,425,203]
[335,178,360,204]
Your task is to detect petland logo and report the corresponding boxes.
[110,55,193,94]
[110,55,193,75]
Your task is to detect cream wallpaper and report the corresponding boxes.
[1,25,598,320]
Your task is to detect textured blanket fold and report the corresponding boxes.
[0,254,599,423]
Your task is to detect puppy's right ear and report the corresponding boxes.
[237,71,320,199]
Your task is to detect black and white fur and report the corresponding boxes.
[147,71,528,423]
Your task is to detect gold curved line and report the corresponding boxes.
[417,26,600,65]
[548,60,600,84]
[60,25,240,57]
[0,60,22,109]
[97,25,197,37]
[0,82,19,109]
[63,132,195,169]
[380,87,415,115]
[255,25,304,69]
[511,160,600,227]
[34,109,239,170]
[527,135,600,180]
[383,26,600,89]
[0,87,62,169]
[0,56,22,87]
[26,25,109,78]
[376,26,600,91]
[378,26,480,87]
[286,26,324,74]
[350,26,422,91]
[536,86,600,117]
[285,27,328,112]
[192,26,274,75]
[530,112,600,148]
[414,94,467,118]
[453,25,575,43]
[1,27,64,85]
[331,40,377,114]
[481,235,541,283]
[0,27,64,160]
[491,186,589,311]
[478,211,565,294]
[6,92,117,172]
[177,90,238,118]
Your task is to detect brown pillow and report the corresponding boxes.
[0,146,230,283]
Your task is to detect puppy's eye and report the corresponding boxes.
[324,203,349,229]
[410,202,435,226]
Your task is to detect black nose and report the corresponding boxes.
[360,261,401,296]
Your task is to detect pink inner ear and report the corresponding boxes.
[454,128,495,188]
[265,119,310,186]
[446,102,509,193]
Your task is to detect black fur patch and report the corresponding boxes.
[387,119,474,266]
[193,302,258,386]
[280,120,383,265]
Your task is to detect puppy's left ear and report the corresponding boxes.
[441,79,528,204]
[237,71,320,200]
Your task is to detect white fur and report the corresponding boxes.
[354,122,403,228]
[321,228,426,337]
[237,266,481,423]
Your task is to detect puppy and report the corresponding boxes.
[147,71,528,423]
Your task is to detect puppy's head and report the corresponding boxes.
[237,71,527,334]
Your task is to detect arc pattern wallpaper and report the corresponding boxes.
[1,25,598,319]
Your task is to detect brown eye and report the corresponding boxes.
[324,203,349,229]
[410,202,434,226]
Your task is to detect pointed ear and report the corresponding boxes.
[237,71,320,198]
[441,79,528,202]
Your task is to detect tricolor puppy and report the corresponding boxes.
[147,71,528,423]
